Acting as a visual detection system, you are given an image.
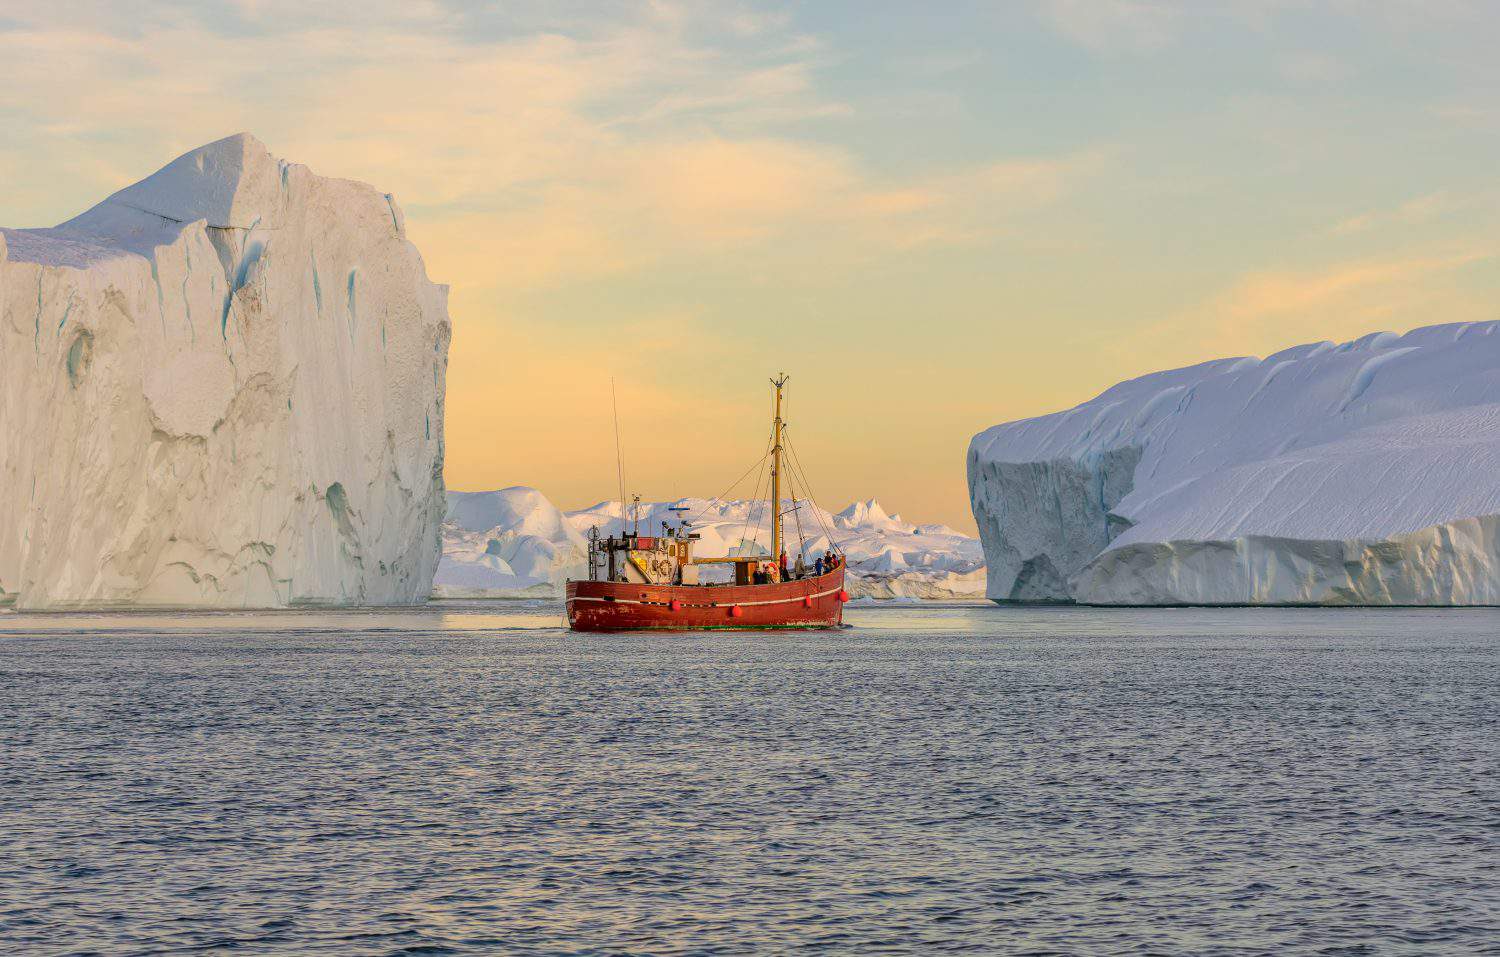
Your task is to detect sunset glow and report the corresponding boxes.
[4,1,1496,529]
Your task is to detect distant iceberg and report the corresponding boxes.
[437,488,589,598]
[434,488,986,600]
[968,322,1500,605]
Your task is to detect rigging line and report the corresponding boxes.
[777,388,840,555]
[731,438,774,546]
[737,446,771,558]
[754,440,776,550]
[782,442,828,553]
[749,444,773,550]
[784,428,845,554]
[733,403,779,554]
[687,439,774,527]
[611,377,627,539]
[777,392,808,558]
[787,467,809,557]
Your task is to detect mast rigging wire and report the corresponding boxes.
[737,448,772,557]
[784,427,845,555]
[611,377,627,538]
[786,466,809,558]
[687,440,773,527]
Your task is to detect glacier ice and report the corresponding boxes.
[437,488,589,598]
[968,322,1500,605]
[433,488,985,600]
[0,134,450,608]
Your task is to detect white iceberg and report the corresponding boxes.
[434,487,588,597]
[835,499,913,533]
[433,488,986,599]
[0,134,450,608]
[968,322,1500,605]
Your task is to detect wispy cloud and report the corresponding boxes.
[0,0,1094,278]
[6,0,1495,530]
[1328,191,1461,236]
[1040,0,1181,54]
[1216,251,1491,320]
[1431,103,1494,130]
[1276,52,1349,85]
[1149,248,1498,362]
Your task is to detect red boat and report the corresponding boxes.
[566,375,849,632]
[566,566,846,632]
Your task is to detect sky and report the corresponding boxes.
[1,0,1497,531]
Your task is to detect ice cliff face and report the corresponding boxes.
[434,488,985,599]
[0,134,450,608]
[968,322,1500,605]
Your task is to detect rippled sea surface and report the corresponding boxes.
[1,602,1497,955]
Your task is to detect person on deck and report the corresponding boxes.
[814,556,824,576]
[779,550,789,582]
[794,554,807,579]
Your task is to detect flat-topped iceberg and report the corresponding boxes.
[968,322,1500,605]
[0,134,450,608]
[435,488,985,599]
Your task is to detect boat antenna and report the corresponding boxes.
[611,377,627,539]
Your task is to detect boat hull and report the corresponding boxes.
[566,568,847,632]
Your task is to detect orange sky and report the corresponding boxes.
[2,2,1497,530]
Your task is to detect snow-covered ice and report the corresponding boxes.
[437,488,589,598]
[433,489,985,600]
[968,322,1500,605]
[0,134,450,608]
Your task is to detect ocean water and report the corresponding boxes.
[1,602,1496,955]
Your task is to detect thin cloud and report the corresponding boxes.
[1328,191,1460,236]
[1145,249,1498,361]
[1040,0,1181,54]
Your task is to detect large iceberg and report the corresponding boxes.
[0,134,450,608]
[968,322,1500,605]
[434,488,985,599]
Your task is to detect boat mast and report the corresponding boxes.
[770,374,788,565]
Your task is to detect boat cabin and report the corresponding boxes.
[586,522,773,587]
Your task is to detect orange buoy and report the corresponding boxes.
[837,589,850,603]
[669,599,681,612]
[730,605,744,618]
[802,595,812,608]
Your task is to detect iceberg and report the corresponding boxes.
[433,488,986,600]
[968,322,1500,605]
[835,499,912,533]
[436,488,589,597]
[0,134,450,608]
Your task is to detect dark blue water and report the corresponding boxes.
[1,603,1496,955]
